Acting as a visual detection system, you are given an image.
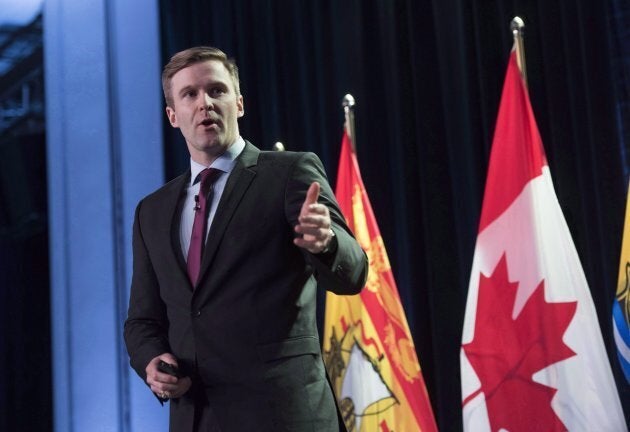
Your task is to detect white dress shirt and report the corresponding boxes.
[180,137,245,260]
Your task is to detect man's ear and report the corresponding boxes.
[237,95,245,118]
[166,106,178,127]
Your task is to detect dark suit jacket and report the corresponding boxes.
[124,142,368,432]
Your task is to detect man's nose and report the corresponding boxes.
[201,93,214,110]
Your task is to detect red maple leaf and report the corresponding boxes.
[463,254,577,432]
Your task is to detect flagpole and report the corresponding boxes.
[510,16,527,87]
[342,94,357,154]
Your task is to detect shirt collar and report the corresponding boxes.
[189,137,246,186]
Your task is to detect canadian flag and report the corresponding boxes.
[460,50,626,431]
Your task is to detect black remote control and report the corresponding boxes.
[157,360,184,378]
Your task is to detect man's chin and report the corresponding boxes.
[188,140,229,156]
[202,140,221,149]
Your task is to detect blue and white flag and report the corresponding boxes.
[613,180,630,383]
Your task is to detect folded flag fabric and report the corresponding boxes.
[460,49,626,431]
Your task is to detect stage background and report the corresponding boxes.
[160,0,630,428]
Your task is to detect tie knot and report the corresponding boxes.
[196,168,220,193]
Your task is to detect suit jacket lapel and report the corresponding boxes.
[196,142,260,289]
[167,171,193,290]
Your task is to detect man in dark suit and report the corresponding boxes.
[124,46,368,431]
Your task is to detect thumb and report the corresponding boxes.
[160,353,178,366]
[303,182,320,207]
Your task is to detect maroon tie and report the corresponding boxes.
[187,168,220,286]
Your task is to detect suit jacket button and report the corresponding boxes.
[192,310,201,317]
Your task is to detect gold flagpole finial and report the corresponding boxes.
[272,141,285,151]
[510,16,528,87]
[342,94,357,154]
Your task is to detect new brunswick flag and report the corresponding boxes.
[323,130,437,432]
[460,49,626,431]
[613,180,630,383]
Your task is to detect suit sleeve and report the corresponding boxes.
[285,152,368,294]
[123,200,171,381]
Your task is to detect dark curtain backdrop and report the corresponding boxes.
[160,0,630,429]
[0,132,51,431]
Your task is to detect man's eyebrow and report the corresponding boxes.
[177,85,195,96]
[207,81,228,89]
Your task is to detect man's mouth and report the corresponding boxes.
[199,118,220,128]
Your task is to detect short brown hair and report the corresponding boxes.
[161,46,241,107]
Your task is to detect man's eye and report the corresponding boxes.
[210,88,226,96]
[184,90,196,98]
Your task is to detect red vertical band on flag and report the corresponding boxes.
[461,47,626,431]
[331,131,438,431]
[478,51,547,233]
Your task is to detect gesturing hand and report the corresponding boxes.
[293,182,334,254]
